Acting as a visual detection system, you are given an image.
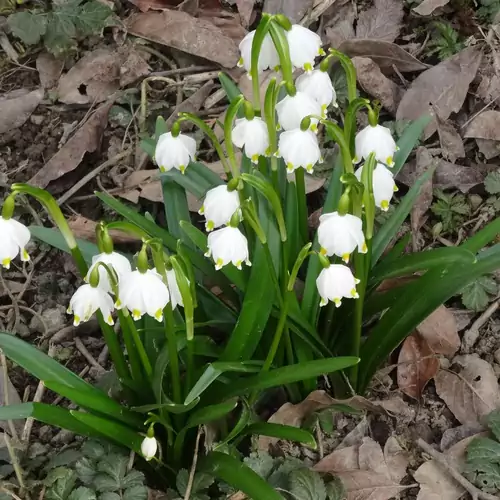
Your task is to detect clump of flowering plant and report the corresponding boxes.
[0,13,499,497]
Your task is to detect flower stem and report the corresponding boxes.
[117,310,144,382]
[124,311,152,378]
[294,168,308,245]
[250,14,273,112]
[263,291,291,372]
[164,304,182,403]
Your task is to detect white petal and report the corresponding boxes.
[203,184,241,230]
[276,92,321,131]
[355,125,397,165]
[279,129,321,171]
[207,226,249,269]
[167,269,184,309]
[286,25,322,70]
[238,31,279,73]
[296,70,336,109]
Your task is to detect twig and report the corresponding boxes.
[416,438,499,500]
[184,426,204,500]
[149,65,216,78]
[4,434,25,492]
[74,337,105,373]
[0,305,48,338]
[462,297,500,351]
[0,486,23,500]
[460,95,500,130]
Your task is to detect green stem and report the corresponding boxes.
[268,21,294,86]
[224,95,245,176]
[271,157,280,193]
[294,168,308,245]
[250,14,273,112]
[118,310,144,382]
[326,48,357,104]
[124,311,152,378]
[343,98,371,157]
[322,122,353,175]
[164,304,182,403]
[186,339,194,397]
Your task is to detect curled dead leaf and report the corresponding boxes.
[0,88,44,134]
[417,305,460,357]
[436,116,465,163]
[36,52,64,89]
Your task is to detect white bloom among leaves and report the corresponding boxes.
[141,436,157,461]
[318,212,367,263]
[316,264,360,308]
[232,117,270,163]
[354,124,397,167]
[206,226,251,270]
[85,252,131,294]
[276,91,321,131]
[166,269,184,309]
[355,163,398,211]
[199,184,240,231]
[238,30,279,74]
[286,25,323,72]
[0,216,30,269]
[296,69,337,114]
[67,284,115,326]
[278,128,322,173]
[155,131,196,174]
[117,269,170,321]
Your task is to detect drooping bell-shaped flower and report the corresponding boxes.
[318,212,367,263]
[141,436,158,461]
[117,269,170,322]
[205,226,250,270]
[232,117,270,164]
[0,216,30,269]
[155,131,196,174]
[355,163,398,211]
[354,124,397,167]
[276,91,321,131]
[278,128,322,173]
[85,252,131,294]
[199,184,241,231]
[316,264,360,307]
[286,25,323,72]
[296,69,337,114]
[67,284,115,326]
[166,269,184,309]
[238,30,280,74]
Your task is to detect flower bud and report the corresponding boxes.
[141,436,158,461]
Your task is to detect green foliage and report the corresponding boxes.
[461,275,498,311]
[165,469,214,499]
[484,170,500,195]
[426,22,465,60]
[431,189,471,232]
[7,0,115,55]
[477,0,500,21]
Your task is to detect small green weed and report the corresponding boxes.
[431,189,471,233]
[426,22,465,60]
[461,275,498,311]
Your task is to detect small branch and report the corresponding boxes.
[74,337,105,373]
[184,426,203,500]
[462,297,500,351]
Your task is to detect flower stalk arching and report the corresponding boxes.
[321,120,353,174]
[360,153,377,241]
[2,194,16,220]
[268,19,294,90]
[287,242,313,292]
[343,98,372,156]
[321,48,357,104]
[223,94,245,177]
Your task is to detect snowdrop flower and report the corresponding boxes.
[355,163,398,211]
[205,226,250,270]
[278,128,322,173]
[316,264,360,307]
[141,436,157,461]
[318,212,367,263]
[286,25,323,72]
[238,30,279,74]
[155,131,196,174]
[85,252,131,294]
[232,117,270,163]
[0,216,30,269]
[354,124,397,167]
[166,269,184,309]
[276,91,321,131]
[117,269,170,321]
[296,69,337,115]
[67,284,115,326]
[199,184,240,231]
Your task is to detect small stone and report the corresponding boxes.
[494,347,500,364]
[30,305,67,334]
[29,114,45,126]
[440,357,450,369]
[51,429,75,445]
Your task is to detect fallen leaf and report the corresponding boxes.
[36,52,64,89]
[435,116,465,162]
[384,436,410,483]
[339,40,428,72]
[324,2,356,48]
[314,445,360,472]
[435,354,500,426]
[0,88,44,134]
[352,57,403,114]
[126,0,180,11]
[126,10,239,68]
[356,0,404,42]
[338,417,370,449]
[68,215,139,244]
[417,305,460,357]
[476,139,500,160]
[397,47,483,139]
[413,0,450,16]
[29,101,112,188]
[234,0,254,27]
[397,332,439,399]
[464,110,500,141]
[263,0,314,23]
[440,424,485,451]
[410,147,434,235]
[476,74,500,104]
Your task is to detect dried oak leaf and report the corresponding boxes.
[397,46,483,139]
[356,0,403,42]
[0,88,44,134]
[464,110,500,141]
[29,101,112,188]
[417,305,460,357]
[126,10,239,68]
[36,52,64,89]
[436,116,465,163]
[435,354,500,426]
[413,0,451,16]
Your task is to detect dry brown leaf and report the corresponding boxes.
[313,445,360,472]
[464,110,500,141]
[417,306,460,357]
[356,0,403,42]
[263,0,314,23]
[413,0,450,16]
[126,10,239,68]
[411,148,434,235]
[36,52,64,89]
[126,0,180,11]
[0,88,44,134]
[440,424,485,451]
[324,2,356,48]
[397,332,439,399]
[397,47,483,139]
[234,0,254,27]
[29,101,112,188]
[435,116,465,162]
[435,354,500,425]
[338,417,370,449]
[476,74,500,104]
[476,138,500,159]
[352,57,403,114]
[68,215,139,244]
[339,40,428,72]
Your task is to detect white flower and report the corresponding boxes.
[117,269,170,321]
[238,30,279,74]
[318,212,367,263]
[155,132,196,174]
[354,124,397,167]
[296,70,337,114]
[286,25,323,72]
[85,252,131,294]
[199,184,240,231]
[166,269,184,309]
[316,264,360,308]
[205,226,250,270]
[276,91,321,131]
[0,216,30,269]
[278,128,322,173]
[355,163,398,211]
[141,436,157,461]
[67,284,115,326]
[232,117,270,163]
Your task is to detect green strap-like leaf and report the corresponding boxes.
[243,423,317,448]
